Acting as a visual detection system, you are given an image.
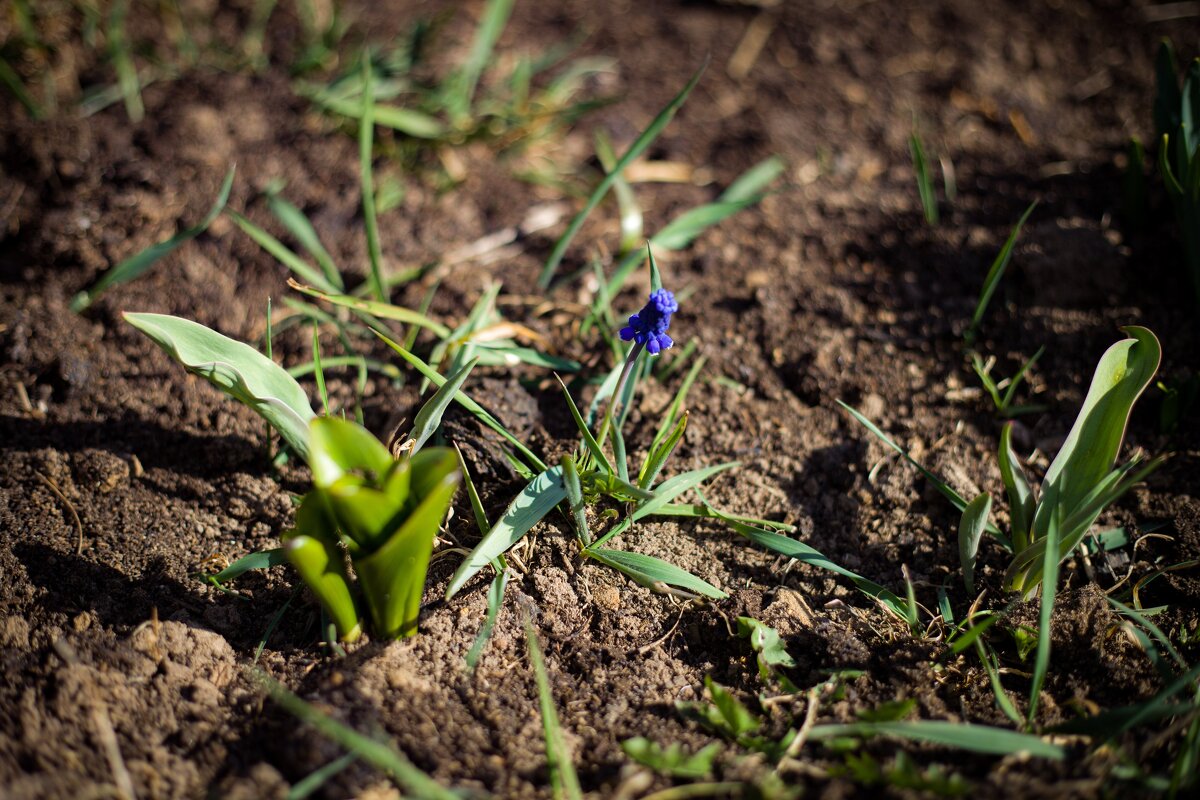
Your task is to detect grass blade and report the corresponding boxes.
[562,455,589,546]
[232,209,341,294]
[965,201,1037,344]
[72,167,235,311]
[289,280,450,337]
[556,376,613,474]
[525,617,584,800]
[538,60,707,287]
[584,547,727,599]
[806,720,1063,760]
[256,673,460,800]
[446,467,566,599]
[910,131,938,225]
[1027,500,1061,724]
[838,400,1008,544]
[959,492,992,595]
[360,57,386,301]
[631,462,740,522]
[410,358,478,454]
[375,330,546,471]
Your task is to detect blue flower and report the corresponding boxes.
[620,289,678,355]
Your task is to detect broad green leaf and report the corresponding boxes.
[584,547,727,599]
[256,673,461,800]
[525,618,583,800]
[354,450,459,638]
[309,416,394,488]
[1036,326,1160,534]
[958,492,992,595]
[446,467,565,599]
[632,462,740,521]
[72,167,235,311]
[998,422,1035,552]
[539,61,707,287]
[410,358,478,454]
[283,533,361,642]
[124,312,315,462]
[805,720,1063,760]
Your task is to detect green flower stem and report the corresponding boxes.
[596,342,644,453]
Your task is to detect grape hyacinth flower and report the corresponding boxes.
[620,289,678,355]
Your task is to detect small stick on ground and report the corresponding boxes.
[36,471,84,554]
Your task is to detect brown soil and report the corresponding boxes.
[3,1,1199,798]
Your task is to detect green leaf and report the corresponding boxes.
[959,492,992,595]
[1035,326,1161,535]
[838,400,1008,545]
[584,547,727,599]
[730,523,909,619]
[737,617,796,686]
[638,411,687,490]
[354,449,459,638]
[604,160,782,297]
[561,455,589,546]
[998,422,1035,553]
[283,533,361,642]
[465,563,508,672]
[525,618,583,800]
[910,130,938,226]
[256,673,461,800]
[359,58,386,301]
[375,331,546,472]
[621,738,721,780]
[228,209,340,294]
[556,376,613,475]
[124,312,315,462]
[965,201,1037,344]
[806,720,1063,760]
[1182,57,1200,157]
[1027,495,1061,723]
[539,60,707,287]
[631,462,740,522]
[410,358,478,454]
[446,467,566,599]
[289,281,451,338]
[313,95,446,138]
[678,677,760,738]
[309,416,394,488]
[72,167,235,311]
[1155,39,1183,138]
[266,191,343,290]
[204,547,287,585]
[1051,662,1200,740]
